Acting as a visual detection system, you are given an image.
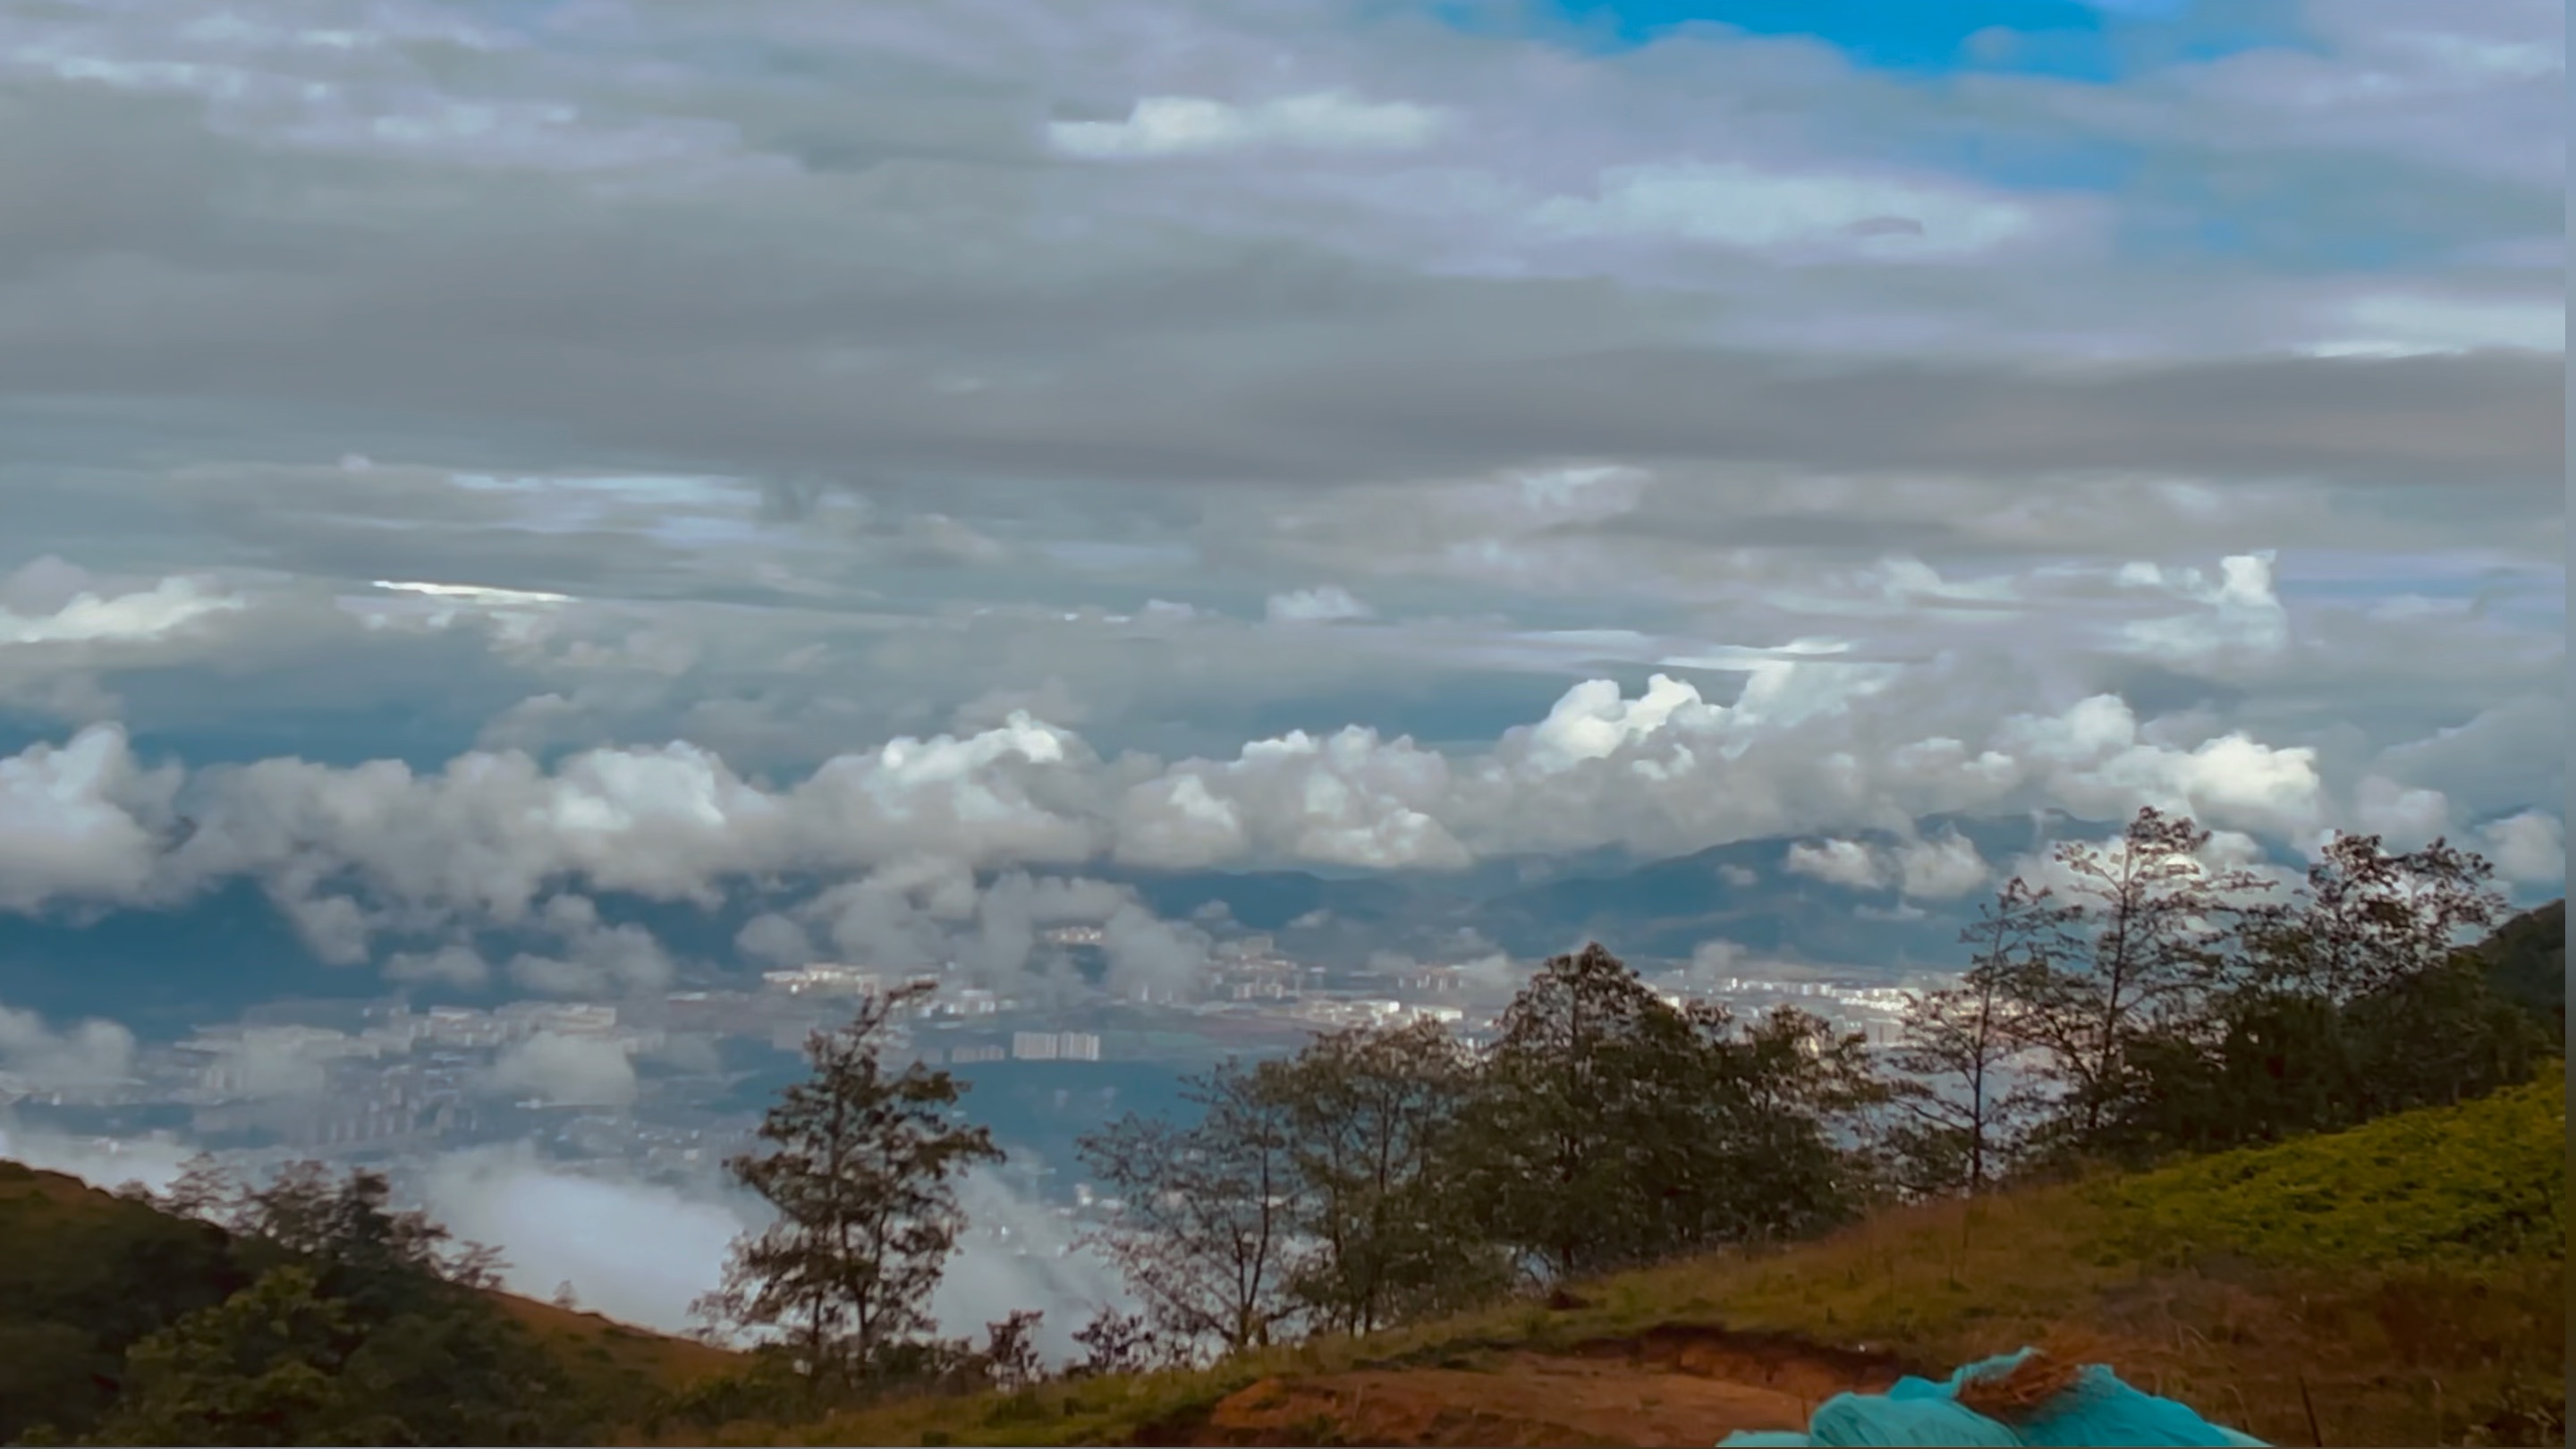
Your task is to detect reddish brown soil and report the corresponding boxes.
[1138,1326,1911,1447]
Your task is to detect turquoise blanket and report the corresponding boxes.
[1717,1349,2267,1447]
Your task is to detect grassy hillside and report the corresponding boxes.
[0,1160,737,1445]
[670,1072,2566,1448]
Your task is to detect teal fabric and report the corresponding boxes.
[1809,1389,2021,1446]
[1713,1347,2268,1448]
[2012,1364,2254,1447]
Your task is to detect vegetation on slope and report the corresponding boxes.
[0,1159,735,1446]
[648,814,2562,1449]
[3,811,2560,1447]
[666,1074,2566,1448]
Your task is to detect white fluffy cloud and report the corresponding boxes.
[0,1003,139,1090]
[484,1031,640,1108]
[2477,810,2565,885]
[1894,833,1993,900]
[2118,552,2289,670]
[1781,832,1991,899]
[0,614,2496,979]
[0,559,246,647]
[417,1148,748,1334]
[1784,838,1885,891]
[0,724,179,911]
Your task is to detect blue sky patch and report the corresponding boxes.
[1420,0,2305,81]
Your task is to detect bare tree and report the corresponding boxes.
[1076,1059,1300,1360]
[1883,879,2059,1197]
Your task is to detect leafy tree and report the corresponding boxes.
[2241,832,2506,1004]
[1449,943,1691,1281]
[2092,833,2546,1157]
[89,1257,580,1447]
[1997,808,2272,1152]
[1251,1017,1506,1336]
[0,1166,246,1444]
[693,980,1001,1398]
[154,1157,509,1306]
[1451,944,1874,1283]
[1076,1057,1301,1360]
[1881,880,2055,1198]
[90,1265,359,1446]
[1666,1001,1883,1246]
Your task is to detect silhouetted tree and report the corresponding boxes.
[1078,1057,1301,1360]
[1065,1306,1163,1377]
[1252,1016,1506,1335]
[1881,879,2057,1197]
[693,980,1002,1398]
[1996,808,2272,1152]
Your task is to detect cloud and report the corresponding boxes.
[2117,552,2288,670]
[2476,810,2565,886]
[1524,159,2054,260]
[483,1031,640,1108]
[0,1003,139,1090]
[733,911,816,969]
[1784,838,1884,891]
[0,724,179,911]
[1894,833,1992,900]
[1047,91,1445,158]
[0,1123,195,1196]
[2349,774,2453,850]
[1264,585,1375,623]
[417,1147,752,1334]
[385,944,492,989]
[1099,901,1211,1000]
[2308,291,2566,358]
[502,895,678,998]
[0,610,2494,984]
[1,557,246,646]
[415,1149,1126,1358]
[1783,829,1988,899]
[0,0,2549,1002]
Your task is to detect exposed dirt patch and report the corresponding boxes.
[1138,1326,1908,1447]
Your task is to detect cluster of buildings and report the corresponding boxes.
[4,927,1945,1198]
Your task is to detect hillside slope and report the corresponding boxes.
[0,1161,736,1444]
[2478,897,2566,1038]
[705,1073,2564,1449]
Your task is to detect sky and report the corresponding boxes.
[0,0,2563,1336]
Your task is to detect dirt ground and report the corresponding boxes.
[1139,1326,1911,1447]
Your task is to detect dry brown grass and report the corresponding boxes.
[493,1290,741,1392]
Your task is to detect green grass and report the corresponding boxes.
[2091,1072,2564,1267]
